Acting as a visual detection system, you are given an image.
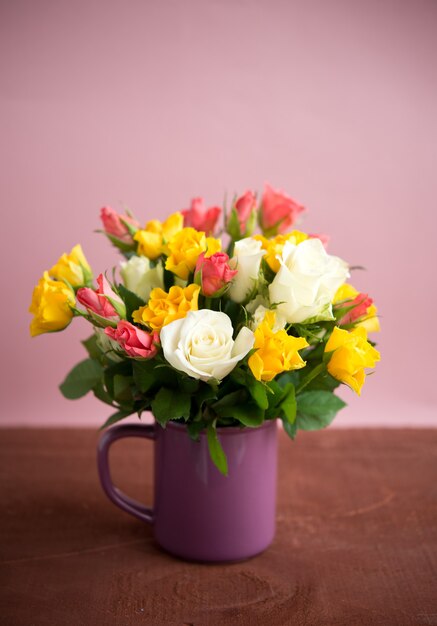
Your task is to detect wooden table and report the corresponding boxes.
[1,428,436,625]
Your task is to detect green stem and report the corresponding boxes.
[226,240,235,257]
[296,363,326,394]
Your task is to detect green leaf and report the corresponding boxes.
[226,206,243,241]
[59,359,103,400]
[105,295,127,319]
[279,383,296,424]
[99,230,136,253]
[81,334,101,360]
[119,216,139,236]
[99,409,134,430]
[230,368,246,386]
[151,387,191,426]
[306,372,341,392]
[190,384,218,421]
[264,379,287,419]
[104,360,133,397]
[105,360,133,376]
[232,403,264,427]
[266,379,283,399]
[292,323,324,343]
[207,421,228,476]
[277,370,300,389]
[178,376,199,394]
[196,383,218,404]
[187,420,206,441]
[149,364,179,389]
[212,390,247,418]
[295,363,326,394]
[92,383,115,406]
[113,375,133,403]
[247,379,269,410]
[212,389,245,409]
[296,390,346,430]
[302,342,325,363]
[117,284,145,321]
[283,419,298,439]
[132,360,156,393]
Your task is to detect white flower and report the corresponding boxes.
[160,310,255,382]
[251,304,287,331]
[120,256,164,302]
[228,237,264,303]
[269,238,349,324]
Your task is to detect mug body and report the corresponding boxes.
[153,420,278,562]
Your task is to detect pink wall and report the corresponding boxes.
[1,0,436,426]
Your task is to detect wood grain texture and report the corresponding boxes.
[0,428,436,626]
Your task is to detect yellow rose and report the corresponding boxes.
[359,304,380,333]
[334,284,358,303]
[134,212,183,260]
[334,284,380,333]
[165,228,221,280]
[29,272,75,337]
[325,326,380,395]
[255,231,309,273]
[49,244,92,287]
[132,284,200,331]
[248,311,309,381]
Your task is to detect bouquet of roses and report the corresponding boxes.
[29,184,380,474]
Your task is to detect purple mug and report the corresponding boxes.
[97,419,278,562]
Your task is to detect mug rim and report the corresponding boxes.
[165,418,277,436]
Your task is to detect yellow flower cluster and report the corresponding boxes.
[134,214,221,280]
[132,284,200,332]
[165,228,221,280]
[255,231,309,273]
[29,244,93,336]
[248,312,309,381]
[29,272,76,337]
[325,326,381,395]
[134,213,183,260]
[49,244,92,287]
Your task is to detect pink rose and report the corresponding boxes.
[235,191,257,234]
[105,321,159,359]
[181,198,221,235]
[77,274,123,319]
[100,206,139,242]
[341,293,374,325]
[195,252,237,297]
[260,183,305,234]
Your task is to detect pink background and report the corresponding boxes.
[1,0,436,427]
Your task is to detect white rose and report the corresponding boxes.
[120,256,164,302]
[228,237,264,303]
[252,305,287,331]
[269,238,349,323]
[160,310,255,381]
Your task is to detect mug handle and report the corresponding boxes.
[97,423,155,524]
